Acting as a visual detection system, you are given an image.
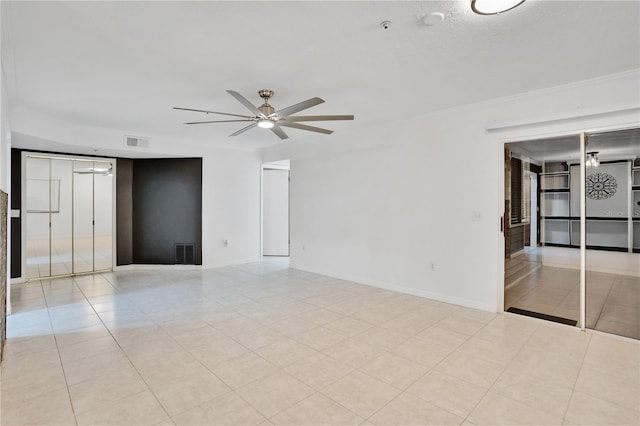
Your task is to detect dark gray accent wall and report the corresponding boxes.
[132,158,202,265]
[10,148,22,278]
[116,159,133,266]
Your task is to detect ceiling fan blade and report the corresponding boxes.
[226,90,264,117]
[186,119,254,125]
[173,107,252,119]
[229,122,258,137]
[276,97,324,118]
[270,125,289,140]
[278,121,333,135]
[284,115,354,122]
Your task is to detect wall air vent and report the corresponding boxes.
[125,136,150,148]
[175,243,195,265]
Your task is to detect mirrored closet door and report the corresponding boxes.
[25,154,113,280]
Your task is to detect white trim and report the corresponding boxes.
[486,102,639,131]
[262,164,290,171]
[579,132,586,331]
[291,263,497,313]
[260,164,264,257]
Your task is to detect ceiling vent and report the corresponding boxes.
[125,136,150,148]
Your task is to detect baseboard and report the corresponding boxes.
[202,257,262,270]
[510,249,524,258]
[113,257,263,272]
[114,264,202,271]
[290,263,497,313]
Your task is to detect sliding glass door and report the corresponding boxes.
[504,128,640,340]
[583,129,640,340]
[25,154,113,280]
[504,135,581,327]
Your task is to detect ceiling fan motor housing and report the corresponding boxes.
[258,89,274,100]
[258,90,275,115]
[259,104,275,116]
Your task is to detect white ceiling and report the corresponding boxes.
[3,1,639,152]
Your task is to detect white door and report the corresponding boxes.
[263,169,289,256]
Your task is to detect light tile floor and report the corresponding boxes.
[2,258,639,425]
[505,252,640,340]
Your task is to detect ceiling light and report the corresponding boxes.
[471,0,526,15]
[257,118,274,129]
[586,152,599,167]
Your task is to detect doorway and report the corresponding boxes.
[503,129,640,339]
[24,153,114,280]
[262,160,290,257]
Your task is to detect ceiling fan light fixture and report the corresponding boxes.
[257,118,275,129]
[471,0,526,15]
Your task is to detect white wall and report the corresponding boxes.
[263,70,640,312]
[1,71,9,193]
[202,146,261,268]
[10,109,263,270]
[1,62,12,314]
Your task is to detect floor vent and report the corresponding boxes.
[175,243,195,265]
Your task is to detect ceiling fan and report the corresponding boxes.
[174,89,354,140]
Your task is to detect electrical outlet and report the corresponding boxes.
[430,262,436,271]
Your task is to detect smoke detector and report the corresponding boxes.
[422,12,445,26]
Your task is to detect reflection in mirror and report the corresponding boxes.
[24,154,113,280]
[504,128,640,340]
[584,128,640,339]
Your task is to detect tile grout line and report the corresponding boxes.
[358,314,485,424]
[457,315,544,424]
[590,276,615,332]
[40,279,79,426]
[71,273,175,424]
[560,331,593,425]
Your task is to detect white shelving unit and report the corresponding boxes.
[540,169,571,247]
[541,159,638,252]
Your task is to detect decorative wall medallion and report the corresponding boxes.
[586,172,617,200]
